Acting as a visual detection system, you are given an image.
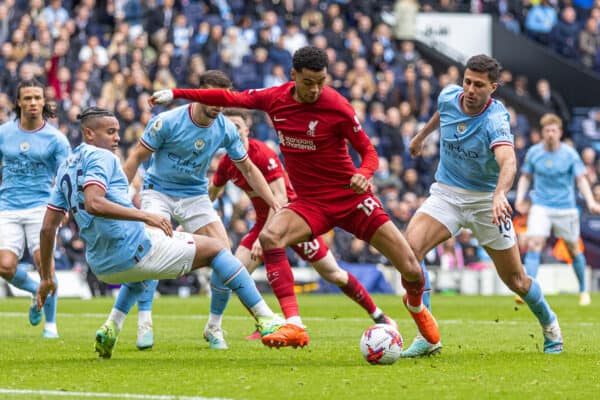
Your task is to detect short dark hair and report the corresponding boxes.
[292,46,328,72]
[77,107,116,130]
[198,70,232,89]
[465,54,501,83]
[14,79,56,120]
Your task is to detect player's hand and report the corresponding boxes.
[492,191,513,226]
[251,240,263,261]
[514,199,530,215]
[143,212,173,237]
[409,135,424,158]
[349,173,370,194]
[588,201,600,215]
[36,279,57,311]
[149,90,174,107]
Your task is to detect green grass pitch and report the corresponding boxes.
[0,294,598,400]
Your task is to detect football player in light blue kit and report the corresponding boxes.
[36,107,283,359]
[515,113,600,306]
[0,79,71,338]
[101,71,278,351]
[406,55,563,357]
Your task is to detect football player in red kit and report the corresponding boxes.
[150,46,440,350]
[209,109,398,343]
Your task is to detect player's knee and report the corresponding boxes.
[322,269,346,285]
[527,237,544,252]
[258,228,283,249]
[0,258,17,279]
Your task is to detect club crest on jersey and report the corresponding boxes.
[150,118,163,136]
[194,139,205,151]
[19,142,30,152]
[456,123,467,134]
[307,120,318,136]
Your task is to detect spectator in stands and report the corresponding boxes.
[550,6,581,60]
[579,17,600,68]
[582,108,600,140]
[534,78,571,123]
[525,0,558,45]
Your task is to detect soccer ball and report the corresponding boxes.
[359,324,403,365]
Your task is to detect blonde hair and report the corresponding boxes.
[540,113,562,129]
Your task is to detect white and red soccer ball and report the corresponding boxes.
[359,324,403,365]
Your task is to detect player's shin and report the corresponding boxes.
[523,278,556,326]
[211,249,272,318]
[572,253,587,292]
[524,251,541,278]
[263,248,301,324]
[42,274,58,335]
[401,269,425,310]
[208,269,232,327]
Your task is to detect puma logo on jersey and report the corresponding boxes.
[307,120,318,136]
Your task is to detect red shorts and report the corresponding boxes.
[286,192,390,243]
[239,218,329,262]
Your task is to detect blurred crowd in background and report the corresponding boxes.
[1,0,600,294]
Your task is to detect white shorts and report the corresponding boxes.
[0,206,46,258]
[417,183,516,250]
[96,228,196,284]
[526,205,580,243]
[140,190,219,233]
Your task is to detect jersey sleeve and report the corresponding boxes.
[82,150,114,193]
[212,156,231,187]
[573,150,586,177]
[48,176,68,212]
[140,115,168,151]
[338,102,378,178]
[521,148,535,174]
[488,110,514,149]
[437,84,462,113]
[172,87,273,112]
[52,133,71,173]
[222,119,248,162]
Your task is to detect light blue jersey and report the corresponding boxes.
[0,119,71,210]
[49,143,151,275]
[522,143,585,209]
[435,85,513,192]
[140,105,247,197]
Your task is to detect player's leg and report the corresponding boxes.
[296,237,397,329]
[0,214,42,326]
[369,219,442,347]
[136,279,159,349]
[234,243,264,340]
[27,206,59,338]
[192,219,232,350]
[523,206,551,279]
[555,211,590,305]
[96,281,148,358]
[401,203,456,357]
[485,244,563,354]
[259,207,316,348]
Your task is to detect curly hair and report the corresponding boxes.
[292,46,328,72]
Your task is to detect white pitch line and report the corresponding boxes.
[0,389,235,400]
[0,312,598,326]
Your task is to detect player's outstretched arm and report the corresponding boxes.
[492,145,517,226]
[37,208,63,310]
[514,173,532,215]
[576,174,600,214]
[409,111,440,157]
[83,185,173,236]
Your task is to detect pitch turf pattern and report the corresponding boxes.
[0,295,598,400]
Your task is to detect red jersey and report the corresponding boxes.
[212,138,297,218]
[173,83,378,202]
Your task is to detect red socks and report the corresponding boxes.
[263,248,299,319]
[401,272,425,308]
[340,273,377,314]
